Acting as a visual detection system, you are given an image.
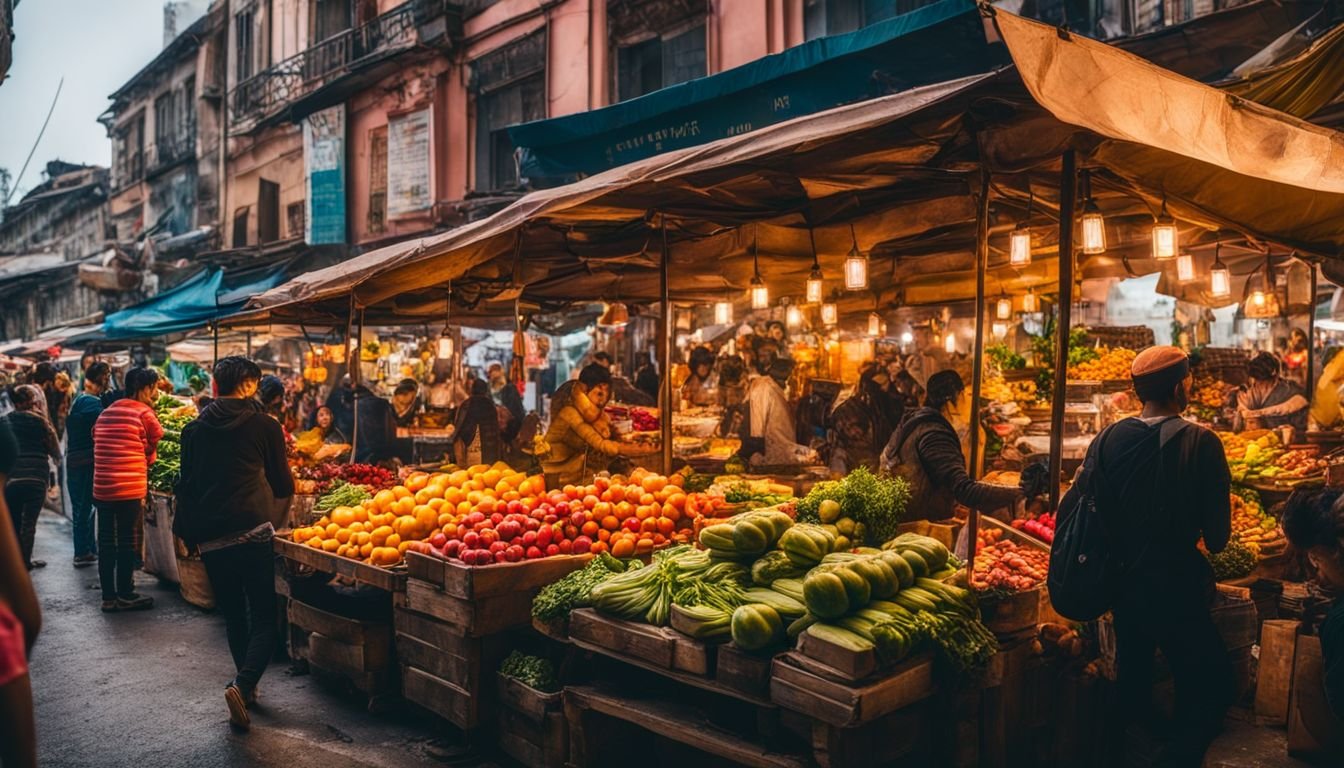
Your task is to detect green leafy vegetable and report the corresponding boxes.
[499,651,559,693]
[532,552,637,621]
[795,467,910,545]
[314,481,373,511]
[1206,539,1257,581]
[985,344,1025,371]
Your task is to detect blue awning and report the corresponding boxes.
[103,264,290,340]
[508,0,1004,185]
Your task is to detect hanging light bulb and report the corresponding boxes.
[714,299,733,325]
[1022,289,1040,314]
[786,301,803,328]
[996,293,1012,321]
[820,301,838,326]
[436,287,454,359]
[1210,243,1231,299]
[1250,289,1267,308]
[944,331,957,355]
[1010,183,1033,267]
[748,225,769,309]
[900,329,914,345]
[1080,171,1106,255]
[844,224,868,291]
[867,312,881,337]
[598,301,629,327]
[805,227,824,303]
[1151,196,1177,260]
[1176,251,1195,282]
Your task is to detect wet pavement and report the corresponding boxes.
[25,511,488,768]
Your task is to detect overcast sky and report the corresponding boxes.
[0,0,167,203]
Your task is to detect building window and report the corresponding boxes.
[235,8,255,81]
[154,92,177,161]
[114,112,146,188]
[804,0,902,40]
[368,125,387,234]
[181,76,196,142]
[232,206,250,247]
[311,0,352,43]
[615,23,705,102]
[472,31,546,193]
[287,202,305,238]
[258,178,280,243]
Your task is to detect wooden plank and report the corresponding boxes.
[797,629,879,681]
[288,599,385,647]
[498,706,558,768]
[498,672,562,724]
[405,551,591,600]
[568,608,675,669]
[769,652,935,727]
[715,643,776,700]
[1255,619,1301,724]
[978,587,1041,636]
[396,632,476,684]
[402,664,480,730]
[810,703,929,768]
[563,684,808,768]
[275,536,407,592]
[403,579,534,636]
[392,604,473,652]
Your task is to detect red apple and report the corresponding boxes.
[571,536,591,554]
[526,546,544,560]
[429,533,447,549]
[557,539,572,555]
[546,544,560,557]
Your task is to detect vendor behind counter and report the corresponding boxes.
[1236,352,1308,436]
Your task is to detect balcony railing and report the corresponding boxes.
[229,1,422,132]
[147,131,197,175]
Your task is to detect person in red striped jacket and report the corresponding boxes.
[92,368,164,612]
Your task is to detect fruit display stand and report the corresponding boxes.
[397,552,591,731]
[273,537,405,710]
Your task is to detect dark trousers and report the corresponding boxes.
[1113,587,1234,767]
[5,480,45,566]
[67,462,96,557]
[96,498,142,600]
[201,539,276,695]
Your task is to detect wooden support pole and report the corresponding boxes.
[966,171,991,563]
[1307,259,1318,402]
[212,322,219,366]
[660,215,674,475]
[1049,151,1077,511]
[351,307,364,465]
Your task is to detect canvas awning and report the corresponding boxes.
[105,264,289,340]
[241,8,1344,325]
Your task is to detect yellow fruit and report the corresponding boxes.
[322,538,341,553]
[385,533,401,549]
[360,542,374,558]
[336,528,352,544]
[306,536,324,549]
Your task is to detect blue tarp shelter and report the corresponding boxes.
[103,265,289,340]
[508,0,1002,185]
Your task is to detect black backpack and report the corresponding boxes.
[1047,416,1188,621]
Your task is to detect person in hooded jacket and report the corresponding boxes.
[175,356,294,731]
[881,370,1019,522]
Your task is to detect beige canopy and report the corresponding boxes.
[238,9,1344,326]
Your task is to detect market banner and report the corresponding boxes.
[388,108,432,216]
[304,104,346,245]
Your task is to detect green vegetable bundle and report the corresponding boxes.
[499,651,559,693]
[314,481,373,511]
[795,467,910,544]
[532,552,635,621]
[590,545,749,626]
[1206,539,1257,581]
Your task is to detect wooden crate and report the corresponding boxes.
[497,673,566,768]
[564,684,808,768]
[978,587,1041,637]
[1254,619,1301,724]
[393,604,512,729]
[568,608,715,676]
[403,665,481,729]
[402,579,535,637]
[405,551,591,598]
[796,627,885,682]
[1288,634,1344,759]
[770,651,935,727]
[1212,584,1259,650]
[715,643,776,700]
[288,598,396,700]
[274,536,407,592]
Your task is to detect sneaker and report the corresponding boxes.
[225,684,251,730]
[26,560,46,570]
[115,593,154,611]
[74,554,97,568]
[244,683,259,707]
[100,599,120,613]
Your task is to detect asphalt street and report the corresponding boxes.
[24,511,489,768]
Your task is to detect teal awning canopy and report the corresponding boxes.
[103,264,290,340]
[508,0,1004,185]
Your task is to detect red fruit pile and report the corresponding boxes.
[1010,512,1055,544]
[295,462,396,494]
[630,407,659,432]
[414,507,592,565]
[972,531,1049,592]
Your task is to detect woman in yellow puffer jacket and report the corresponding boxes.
[542,364,656,487]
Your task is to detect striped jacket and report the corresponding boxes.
[92,399,164,502]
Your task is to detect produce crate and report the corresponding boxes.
[568,608,716,677]
[715,642,776,700]
[405,550,591,599]
[1083,325,1155,350]
[1211,584,1259,651]
[496,673,566,768]
[393,604,512,729]
[288,597,397,708]
[770,651,935,728]
[274,536,407,592]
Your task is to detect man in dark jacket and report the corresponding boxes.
[1074,346,1233,767]
[65,362,110,566]
[352,385,398,464]
[176,356,293,731]
[881,370,1018,522]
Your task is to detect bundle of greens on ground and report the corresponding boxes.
[531,552,637,621]
[795,467,910,544]
[499,651,559,692]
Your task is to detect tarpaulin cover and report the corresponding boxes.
[104,265,289,339]
[508,0,1001,184]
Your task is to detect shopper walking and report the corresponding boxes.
[174,356,293,730]
[92,367,164,612]
[0,416,42,768]
[65,362,110,567]
[1070,346,1233,767]
[3,385,60,570]
[453,378,504,467]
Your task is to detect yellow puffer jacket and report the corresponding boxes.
[541,383,621,485]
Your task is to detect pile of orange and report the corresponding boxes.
[560,468,698,557]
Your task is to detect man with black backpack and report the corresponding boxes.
[1053,346,1232,767]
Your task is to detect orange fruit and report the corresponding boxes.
[392,485,412,500]
[589,540,608,554]
[657,518,675,536]
[322,538,341,553]
[405,472,430,492]
[373,489,396,510]
[597,529,611,542]
[395,497,416,516]
[385,533,401,549]
[583,495,600,510]
[581,521,599,537]
[611,538,635,558]
[306,536,324,549]
[360,542,374,558]
[641,475,666,493]
[355,532,372,546]
[336,528,352,544]
[370,525,394,546]
[601,515,620,531]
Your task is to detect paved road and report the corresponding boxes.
[25,511,489,768]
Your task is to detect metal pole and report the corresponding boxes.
[1048,151,1077,511]
[212,322,219,366]
[659,215,674,475]
[246,329,253,357]
[1307,259,1318,405]
[965,171,991,564]
[351,307,364,465]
